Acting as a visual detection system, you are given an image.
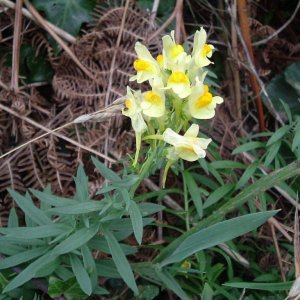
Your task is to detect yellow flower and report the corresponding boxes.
[163,124,211,162]
[162,31,186,70]
[181,260,191,269]
[141,78,165,118]
[167,71,191,99]
[192,27,214,68]
[122,87,147,134]
[188,78,223,119]
[130,42,161,83]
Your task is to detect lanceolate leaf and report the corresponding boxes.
[3,253,57,292]
[70,254,92,295]
[0,246,48,269]
[160,211,277,266]
[155,269,188,299]
[8,189,52,226]
[103,227,138,294]
[128,200,143,245]
[224,281,293,291]
[155,160,300,263]
[52,224,99,255]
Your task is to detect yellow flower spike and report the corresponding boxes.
[163,124,211,162]
[192,27,214,68]
[167,71,191,99]
[130,42,161,83]
[188,78,223,119]
[141,78,165,118]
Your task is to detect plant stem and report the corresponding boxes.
[182,166,190,231]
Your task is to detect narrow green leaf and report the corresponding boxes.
[160,211,277,266]
[81,245,97,289]
[202,283,214,300]
[138,202,165,216]
[224,281,292,291]
[30,188,75,206]
[0,224,69,239]
[204,183,235,209]
[134,188,183,202]
[128,201,143,245]
[70,254,92,295]
[96,260,121,278]
[264,141,281,166]
[8,207,18,228]
[74,164,89,202]
[88,237,137,255]
[0,247,48,269]
[232,141,265,155]
[48,201,105,215]
[155,269,188,299]
[236,161,259,189]
[52,224,99,255]
[3,253,57,292]
[103,227,138,294]
[184,171,203,218]
[266,125,290,146]
[210,160,246,169]
[8,189,52,225]
[292,121,300,151]
[120,188,131,209]
[92,157,120,182]
[279,99,292,123]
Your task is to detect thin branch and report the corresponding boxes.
[270,223,286,281]
[225,0,284,126]
[231,0,242,123]
[0,0,76,43]
[11,0,23,92]
[150,0,160,24]
[237,0,265,132]
[175,0,184,43]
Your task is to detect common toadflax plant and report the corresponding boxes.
[122,28,223,186]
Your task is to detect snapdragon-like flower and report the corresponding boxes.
[162,31,186,70]
[122,88,147,166]
[166,53,192,99]
[163,124,211,162]
[130,42,161,83]
[188,78,223,119]
[192,27,214,68]
[141,77,165,118]
[122,87,147,133]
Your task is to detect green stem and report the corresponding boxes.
[130,150,157,197]
[182,163,190,231]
